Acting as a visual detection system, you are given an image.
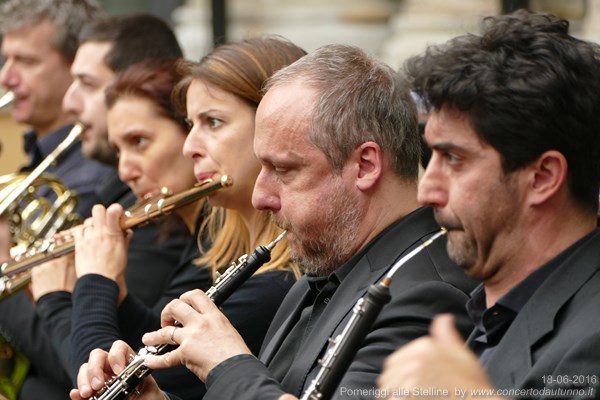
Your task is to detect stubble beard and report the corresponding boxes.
[446,231,479,274]
[271,185,365,277]
[434,211,478,274]
[86,131,118,166]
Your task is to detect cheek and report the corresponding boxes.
[165,151,196,188]
[280,190,319,225]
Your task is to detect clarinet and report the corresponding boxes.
[300,229,447,400]
[90,231,287,400]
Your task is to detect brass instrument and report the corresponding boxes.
[89,230,286,400]
[0,91,15,109]
[0,175,233,300]
[0,122,83,255]
[300,229,448,400]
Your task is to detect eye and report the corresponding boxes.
[208,117,223,129]
[79,78,97,90]
[15,55,37,66]
[443,151,461,163]
[135,136,149,147]
[127,134,150,150]
[274,166,288,175]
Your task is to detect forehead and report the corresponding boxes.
[254,83,320,160]
[186,79,244,110]
[2,19,58,54]
[256,83,315,137]
[108,96,157,130]
[425,107,488,150]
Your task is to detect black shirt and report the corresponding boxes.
[268,241,369,383]
[467,231,594,365]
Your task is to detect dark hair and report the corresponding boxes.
[0,0,103,63]
[105,58,187,133]
[266,44,420,179]
[172,35,306,114]
[79,13,183,73]
[405,9,600,212]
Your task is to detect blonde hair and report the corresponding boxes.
[198,208,301,280]
[177,36,307,279]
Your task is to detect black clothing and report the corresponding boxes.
[0,168,196,400]
[72,266,296,399]
[467,231,587,364]
[465,229,600,397]
[20,125,113,218]
[199,207,478,400]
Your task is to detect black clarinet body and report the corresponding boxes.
[300,229,447,400]
[301,282,390,400]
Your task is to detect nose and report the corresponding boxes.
[0,59,19,88]
[62,82,82,115]
[252,167,281,212]
[417,154,449,208]
[182,127,206,160]
[118,152,140,186]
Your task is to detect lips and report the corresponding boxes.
[195,171,216,183]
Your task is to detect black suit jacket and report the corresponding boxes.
[203,207,477,399]
[471,229,600,397]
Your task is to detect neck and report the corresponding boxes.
[483,206,597,307]
[177,201,204,233]
[354,176,421,254]
[34,113,74,137]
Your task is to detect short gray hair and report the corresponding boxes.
[265,44,420,180]
[0,0,104,62]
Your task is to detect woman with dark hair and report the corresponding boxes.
[67,58,211,399]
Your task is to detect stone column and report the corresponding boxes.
[582,0,600,43]
[171,0,213,61]
[380,0,499,69]
[172,0,398,59]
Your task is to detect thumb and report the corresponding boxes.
[278,395,299,400]
[430,314,464,346]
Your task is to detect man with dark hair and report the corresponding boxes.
[65,13,184,167]
[71,43,476,400]
[378,10,600,399]
[0,0,111,216]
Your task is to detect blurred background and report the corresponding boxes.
[1,0,598,174]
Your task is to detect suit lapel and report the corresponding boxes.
[485,230,600,389]
[260,278,312,365]
[281,207,441,394]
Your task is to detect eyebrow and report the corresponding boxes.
[189,108,220,120]
[429,142,465,152]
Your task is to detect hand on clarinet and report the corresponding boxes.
[377,314,499,400]
[73,203,132,303]
[70,341,164,400]
[142,288,252,381]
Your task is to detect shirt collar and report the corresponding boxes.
[24,124,75,158]
[467,229,596,322]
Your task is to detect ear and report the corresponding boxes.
[353,141,383,191]
[528,150,568,206]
